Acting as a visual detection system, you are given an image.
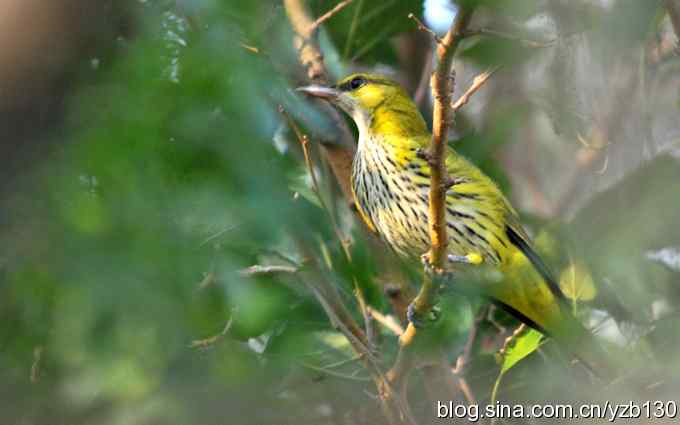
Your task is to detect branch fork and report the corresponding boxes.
[283,3,497,422]
[383,5,479,405]
[451,68,497,112]
[407,13,442,44]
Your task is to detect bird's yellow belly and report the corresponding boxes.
[351,135,508,265]
[352,164,501,264]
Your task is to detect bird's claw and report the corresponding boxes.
[421,253,458,288]
[407,301,442,328]
[422,252,482,276]
[420,253,434,275]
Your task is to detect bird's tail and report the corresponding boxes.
[492,228,616,381]
[492,285,615,381]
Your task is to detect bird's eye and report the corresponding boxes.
[349,77,366,90]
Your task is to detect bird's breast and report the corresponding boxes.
[352,136,431,258]
[352,135,508,267]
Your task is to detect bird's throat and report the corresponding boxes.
[367,102,428,139]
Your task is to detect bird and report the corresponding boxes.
[297,73,613,379]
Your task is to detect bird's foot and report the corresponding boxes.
[420,253,454,296]
[407,301,441,328]
[420,252,436,275]
[421,252,482,275]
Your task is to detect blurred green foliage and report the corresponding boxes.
[311,0,424,64]
[1,0,679,424]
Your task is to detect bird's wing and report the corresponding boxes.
[504,221,566,304]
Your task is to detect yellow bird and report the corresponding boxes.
[298,73,612,378]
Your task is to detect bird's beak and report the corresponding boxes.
[296,85,340,101]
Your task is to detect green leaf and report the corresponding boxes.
[499,327,543,373]
[312,0,424,64]
[559,262,597,303]
[491,327,544,405]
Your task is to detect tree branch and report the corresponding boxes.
[279,105,353,259]
[239,264,298,277]
[452,68,498,112]
[190,311,236,349]
[308,0,355,34]
[428,6,474,269]
[367,306,405,336]
[407,13,442,44]
[388,4,477,389]
[283,0,356,204]
[403,5,475,335]
[30,345,43,383]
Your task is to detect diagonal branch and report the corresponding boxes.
[284,0,356,204]
[309,0,355,34]
[284,2,416,424]
[407,13,442,44]
[279,105,353,259]
[452,67,498,112]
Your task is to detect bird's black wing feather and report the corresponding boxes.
[505,225,566,303]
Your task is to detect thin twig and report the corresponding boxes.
[309,0,355,33]
[199,224,240,247]
[487,304,507,335]
[554,60,637,215]
[279,105,353,261]
[455,374,477,405]
[196,271,217,291]
[498,324,527,357]
[239,264,299,277]
[451,68,498,112]
[367,306,405,336]
[449,307,487,406]
[302,272,371,354]
[240,43,260,54]
[301,361,371,381]
[595,153,609,175]
[190,311,236,349]
[303,272,415,425]
[354,282,377,350]
[408,13,442,44]
[455,305,488,372]
[30,345,43,384]
[283,0,356,203]
[421,356,464,410]
[322,354,363,369]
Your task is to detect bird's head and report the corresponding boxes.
[297,73,426,137]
